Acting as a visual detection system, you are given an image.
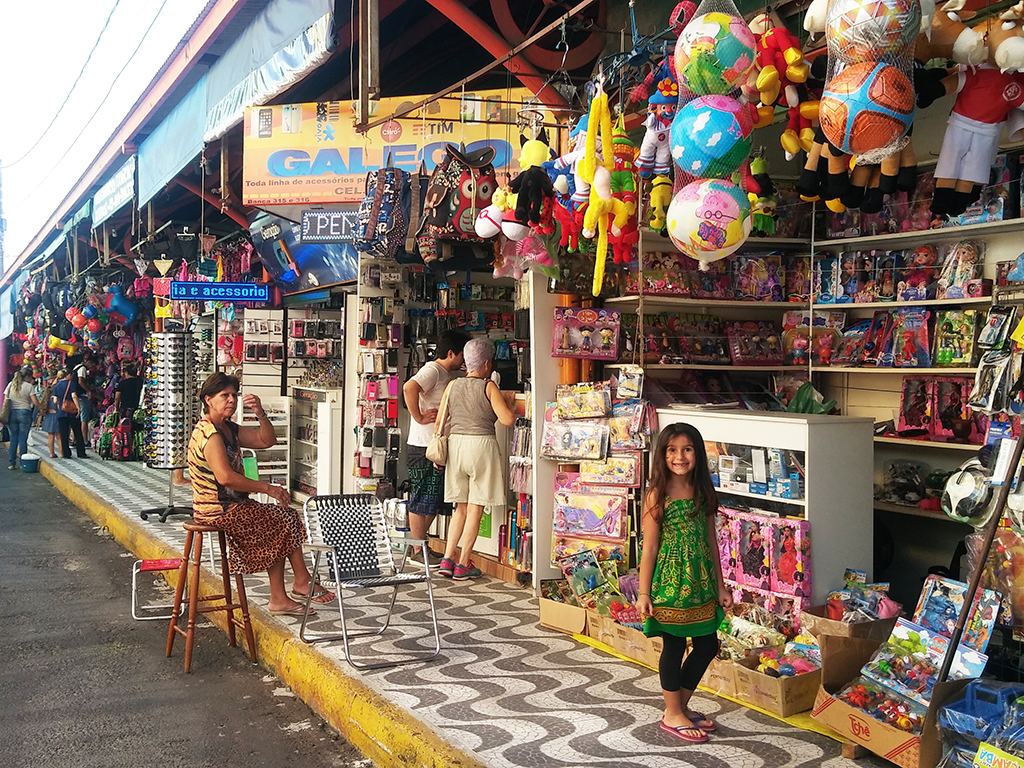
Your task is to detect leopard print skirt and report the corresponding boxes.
[193,499,306,575]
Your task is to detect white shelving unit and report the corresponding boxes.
[291,387,345,501]
[657,408,875,606]
[238,395,290,504]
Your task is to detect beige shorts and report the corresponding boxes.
[444,434,505,507]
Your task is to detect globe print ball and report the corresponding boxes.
[671,95,753,178]
[820,62,914,155]
[675,13,756,96]
[666,179,751,262]
[826,0,921,63]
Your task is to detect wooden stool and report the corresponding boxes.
[166,523,257,672]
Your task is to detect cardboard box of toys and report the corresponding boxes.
[799,605,899,643]
[733,655,821,718]
[810,634,968,768]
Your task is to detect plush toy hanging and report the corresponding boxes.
[608,116,639,265]
[921,5,1024,219]
[635,60,679,179]
[579,79,630,296]
[648,175,673,236]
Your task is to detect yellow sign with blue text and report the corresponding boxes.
[242,91,549,206]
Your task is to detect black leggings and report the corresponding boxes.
[659,632,720,692]
[58,418,86,458]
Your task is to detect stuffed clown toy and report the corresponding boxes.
[635,62,679,179]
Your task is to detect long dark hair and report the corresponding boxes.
[645,422,718,523]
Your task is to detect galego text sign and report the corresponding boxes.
[170,282,270,302]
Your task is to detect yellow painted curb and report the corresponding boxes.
[40,461,487,768]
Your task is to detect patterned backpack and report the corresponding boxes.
[354,166,407,260]
[416,144,497,265]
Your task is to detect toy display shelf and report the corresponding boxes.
[638,228,809,251]
[717,485,807,508]
[873,500,963,521]
[810,297,992,311]
[874,435,982,452]
[607,295,810,310]
[605,362,808,372]
[815,367,979,375]
[657,407,874,605]
[812,217,1024,249]
[290,387,345,498]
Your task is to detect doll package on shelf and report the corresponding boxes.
[782,310,845,366]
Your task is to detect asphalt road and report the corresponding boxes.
[0,468,372,768]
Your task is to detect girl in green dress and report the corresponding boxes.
[636,422,733,744]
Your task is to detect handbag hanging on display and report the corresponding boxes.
[425,382,453,467]
[61,381,79,416]
[0,385,11,425]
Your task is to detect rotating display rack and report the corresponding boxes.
[140,331,199,522]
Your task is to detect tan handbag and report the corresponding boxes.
[424,382,453,466]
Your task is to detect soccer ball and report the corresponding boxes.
[666,179,752,263]
[670,95,754,179]
[819,62,914,156]
[826,0,921,64]
[675,13,756,96]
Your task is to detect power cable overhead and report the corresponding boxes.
[9,0,171,212]
[1,0,124,169]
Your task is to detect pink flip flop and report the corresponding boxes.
[660,720,709,743]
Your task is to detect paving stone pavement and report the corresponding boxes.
[26,431,891,768]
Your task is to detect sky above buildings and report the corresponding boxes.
[0,0,210,270]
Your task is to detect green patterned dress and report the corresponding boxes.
[643,497,725,639]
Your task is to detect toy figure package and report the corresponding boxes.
[831,318,874,366]
[898,247,939,301]
[770,518,812,597]
[555,381,612,420]
[558,549,606,598]
[726,321,785,366]
[552,306,621,360]
[933,378,988,444]
[969,350,1013,413]
[578,453,642,487]
[898,379,934,433]
[608,400,648,450]
[784,254,811,302]
[615,365,644,400]
[874,251,900,302]
[732,254,784,302]
[733,512,773,590]
[623,251,693,297]
[977,306,1015,350]
[863,310,896,366]
[553,473,629,543]
[913,574,1001,653]
[539,578,579,606]
[552,535,627,564]
[933,310,977,367]
[813,254,842,304]
[540,417,609,460]
[936,241,981,299]
[892,309,931,368]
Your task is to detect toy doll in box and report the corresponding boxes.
[734,512,772,590]
[934,378,987,444]
[898,246,938,301]
[934,310,977,367]
[813,254,842,304]
[691,258,731,299]
[855,252,877,303]
[836,252,861,303]
[893,309,931,368]
[937,242,981,300]
[875,251,899,301]
[632,252,692,296]
[726,321,785,366]
[770,518,812,597]
[733,254,784,302]
[863,310,895,366]
[785,255,811,302]
[552,306,620,360]
[732,584,773,612]
[898,379,934,433]
[717,509,737,583]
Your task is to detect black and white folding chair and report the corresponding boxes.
[298,494,441,669]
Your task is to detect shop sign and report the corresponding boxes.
[300,209,357,243]
[293,387,326,402]
[93,157,136,226]
[170,281,269,302]
[242,89,549,206]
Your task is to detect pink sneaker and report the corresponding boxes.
[438,557,455,578]
[452,561,482,581]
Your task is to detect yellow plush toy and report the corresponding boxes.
[648,175,673,236]
[579,79,629,296]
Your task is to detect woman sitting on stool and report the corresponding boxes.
[187,372,334,616]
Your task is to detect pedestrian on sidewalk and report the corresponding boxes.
[187,372,334,616]
[5,367,40,470]
[53,369,87,459]
[40,376,62,459]
[402,329,470,566]
[636,422,734,745]
[438,339,515,581]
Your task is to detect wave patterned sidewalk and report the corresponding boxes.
[26,431,884,768]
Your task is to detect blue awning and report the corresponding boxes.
[137,75,208,206]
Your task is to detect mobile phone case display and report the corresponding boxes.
[144,331,198,469]
[433,279,516,336]
[239,395,290,501]
[658,408,874,606]
[291,387,344,499]
[505,417,534,571]
[353,351,400,486]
